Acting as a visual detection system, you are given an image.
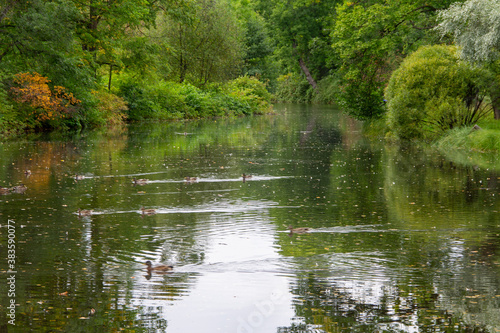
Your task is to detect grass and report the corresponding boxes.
[435,120,500,153]
[433,118,500,170]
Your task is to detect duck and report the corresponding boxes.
[78,209,93,217]
[184,176,197,182]
[24,170,32,176]
[133,177,148,185]
[10,184,27,193]
[242,174,252,182]
[74,174,85,180]
[141,207,156,215]
[0,187,10,195]
[145,260,173,272]
[288,225,311,234]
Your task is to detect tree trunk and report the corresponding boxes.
[490,91,500,120]
[492,95,500,120]
[108,64,112,91]
[489,81,500,119]
[293,41,317,90]
[298,58,317,90]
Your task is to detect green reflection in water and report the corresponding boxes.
[0,104,498,332]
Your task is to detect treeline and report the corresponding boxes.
[1,0,500,144]
[261,0,500,141]
[0,0,275,135]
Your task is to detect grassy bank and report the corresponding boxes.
[360,115,500,170]
[434,120,500,153]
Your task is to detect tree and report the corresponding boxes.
[385,45,490,141]
[436,0,500,119]
[331,0,457,120]
[157,0,244,85]
[241,15,274,78]
[255,0,338,91]
[0,0,97,115]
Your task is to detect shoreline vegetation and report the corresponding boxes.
[0,74,274,139]
[1,0,499,164]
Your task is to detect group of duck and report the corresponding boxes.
[76,172,310,275]
[133,173,253,185]
[77,174,253,217]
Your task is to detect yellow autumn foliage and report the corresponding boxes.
[10,72,81,122]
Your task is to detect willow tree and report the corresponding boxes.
[158,0,244,85]
[436,0,500,119]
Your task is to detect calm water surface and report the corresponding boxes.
[0,104,499,332]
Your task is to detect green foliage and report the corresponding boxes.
[154,0,245,85]
[224,76,273,113]
[240,14,279,91]
[92,90,128,126]
[0,72,24,137]
[435,0,500,120]
[119,77,272,121]
[331,0,456,120]
[434,123,500,170]
[385,45,491,141]
[262,0,338,81]
[333,66,386,120]
[436,0,500,64]
[274,73,315,103]
[312,75,338,104]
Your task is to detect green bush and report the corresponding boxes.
[119,77,272,121]
[92,90,128,126]
[224,76,273,114]
[385,45,491,141]
[274,73,314,103]
[313,75,337,104]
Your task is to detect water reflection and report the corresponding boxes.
[0,104,499,332]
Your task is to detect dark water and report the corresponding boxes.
[0,104,499,332]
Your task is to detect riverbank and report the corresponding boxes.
[0,76,273,140]
[363,116,500,170]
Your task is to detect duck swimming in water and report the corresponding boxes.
[184,177,197,182]
[133,178,148,185]
[10,184,27,194]
[141,207,156,215]
[145,260,173,272]
[288,225,311,234]
[242,174,252,182]
[78,209,93,217]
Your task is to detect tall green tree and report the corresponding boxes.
[436,0,500,119]
[157,0,244,85]
[0,0,97,120]
[331,0,458,120]
[256,0,339,91]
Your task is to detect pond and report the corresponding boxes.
[0,104,499,332]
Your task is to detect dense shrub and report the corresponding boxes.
[0,73,24,137]
[92,90,128,126]
[10,72,81,129]
[224,76,273,114]
[274,73,314,103]
[119,77,272,121]
[385,45,491,141]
